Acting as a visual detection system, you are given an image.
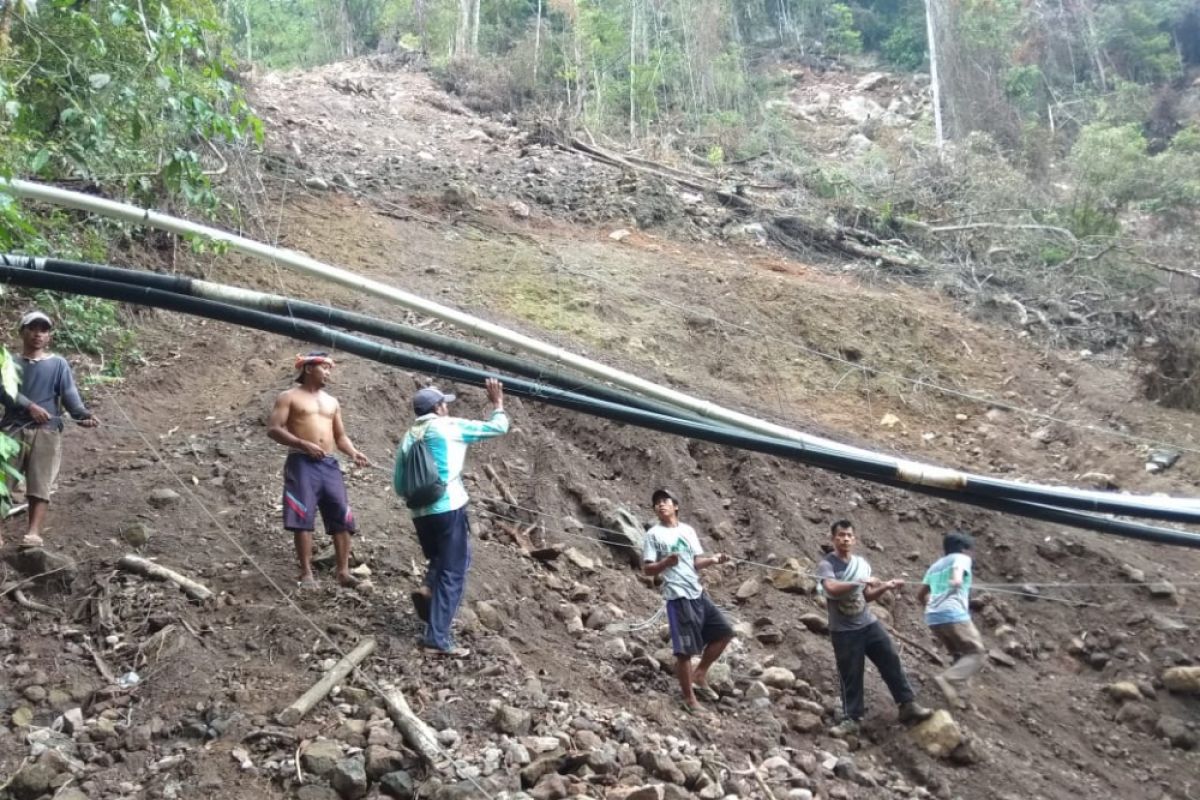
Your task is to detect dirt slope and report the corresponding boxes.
[1,57,1199,800]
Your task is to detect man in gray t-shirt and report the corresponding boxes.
[0,311,99,548]
[818,519,930,737]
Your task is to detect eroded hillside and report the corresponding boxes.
[1,57,1198,800]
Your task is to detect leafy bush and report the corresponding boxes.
[0,0,262,249]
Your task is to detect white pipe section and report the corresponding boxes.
[3,177,888,460]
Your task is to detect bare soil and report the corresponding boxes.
[1,57,1198,800]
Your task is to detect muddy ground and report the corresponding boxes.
[1,57,1198,800]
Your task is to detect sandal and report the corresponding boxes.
[20,533,44,548]
[422,646,470,659]
[694,684,720,703]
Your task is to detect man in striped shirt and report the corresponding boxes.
[393,379,509,658]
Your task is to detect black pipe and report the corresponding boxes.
[20,254,1200,525]
[5,255,725,429]
[5,265,1200,548]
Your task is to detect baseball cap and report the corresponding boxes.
[651,488,678,506]
[413,386,456,415]
[19,310,53,330]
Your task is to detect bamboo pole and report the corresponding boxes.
[381,685,441,764]
[277,637,376,726]
[117,555,213,601]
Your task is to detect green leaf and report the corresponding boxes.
[30,149,51,174]
[0,350,19,401]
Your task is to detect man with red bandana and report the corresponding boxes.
[267,352,369,589]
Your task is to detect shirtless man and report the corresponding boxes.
[267,352,369,588]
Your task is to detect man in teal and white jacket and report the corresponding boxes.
[393,378,509,657]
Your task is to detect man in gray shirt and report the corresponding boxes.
[817,519,931,737]
[0,311,98,547]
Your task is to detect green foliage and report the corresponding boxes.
[1096,0,1187,84]
[879,18,926,69]
[0,0,261,251]
[823,4,863,56]
[1003,64,1044,116]
[0,346,22,516]
[32,292,138,379]
[1063,121,1200,233]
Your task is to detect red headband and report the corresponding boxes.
[295,354,335,370]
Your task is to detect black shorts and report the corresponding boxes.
[666,593,733,656]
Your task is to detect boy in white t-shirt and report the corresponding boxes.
[917,531,985,709]
[641,488,733,714]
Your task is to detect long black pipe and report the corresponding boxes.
[3,255,724,429]
[19,255,1200,525]
[5,265,1200,548]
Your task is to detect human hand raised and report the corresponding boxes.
[485,377,504,409]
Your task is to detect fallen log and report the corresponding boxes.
[381,685,441,764]
[277,637,376,727]
[565,137,926,270]
[117,555,213,602]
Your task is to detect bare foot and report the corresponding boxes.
[21,532,43,548]
[336,572,361,588]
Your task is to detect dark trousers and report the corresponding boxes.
[414,507,471,651]
[832,620,915,721]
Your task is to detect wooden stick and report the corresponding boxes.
[277,637,376,727]
[82,640,118,685]
[380,685,441,764]
[12,588,59,616]
[891,630,946,667]
[0,562,72,597]
[117,555,213,602]
[483,464,518,508]
[495,521,533,556]
[746,758,779,800]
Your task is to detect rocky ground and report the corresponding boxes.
[1,57,1199,800]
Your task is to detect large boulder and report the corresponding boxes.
[910,710,964,759]
[330,756,368,800]
[769,558,817,594]
[301,740,342,777]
